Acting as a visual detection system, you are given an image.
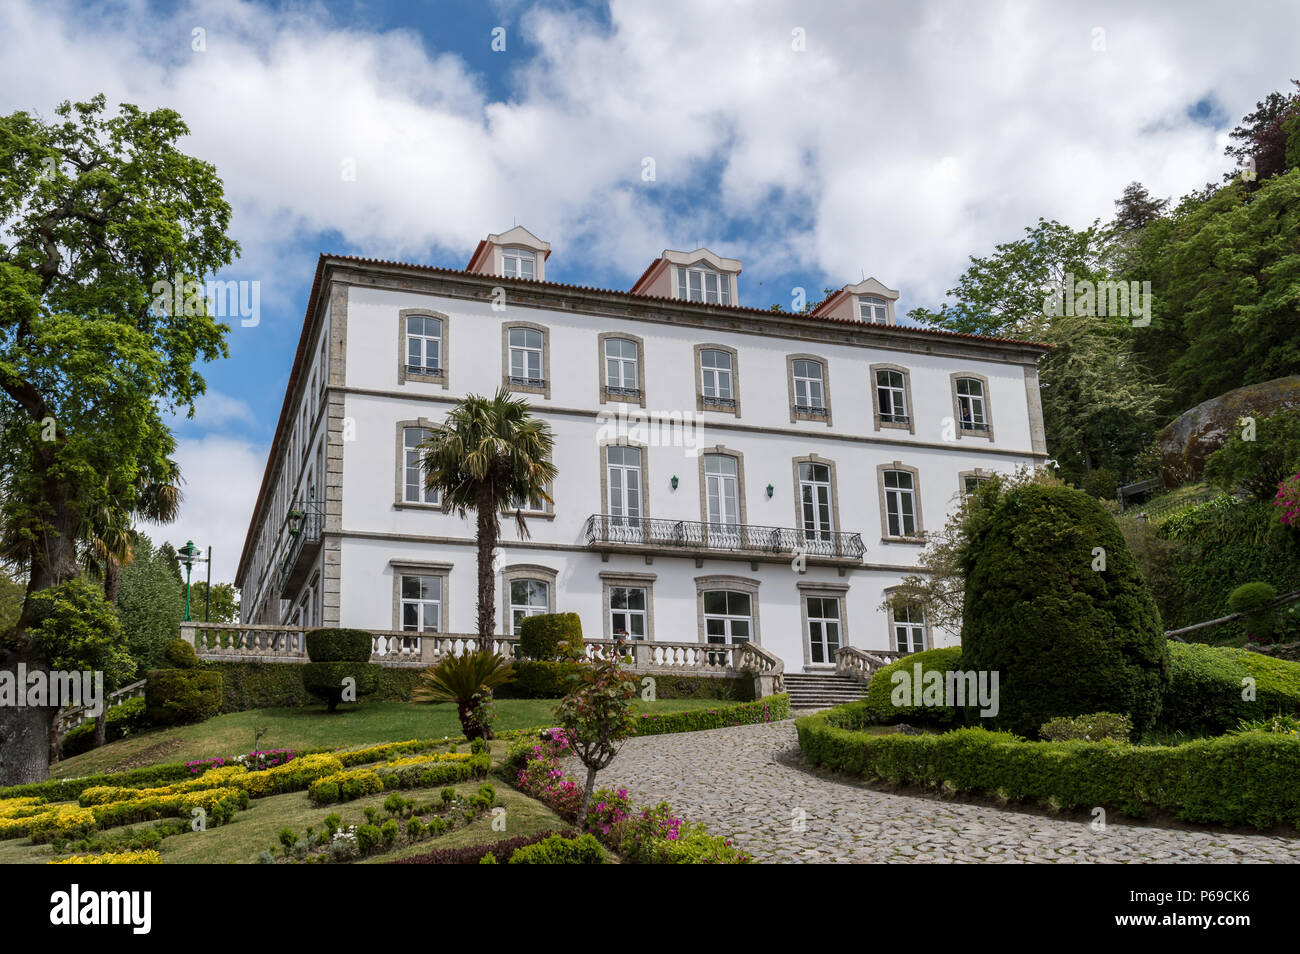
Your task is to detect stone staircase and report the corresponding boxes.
[783,672,869,710]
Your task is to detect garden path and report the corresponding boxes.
[571,720,1300,863]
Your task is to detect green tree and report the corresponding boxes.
[554,653,638,819]
[1203,409,1300,501]
[188,581,240,623]
[420,389,557,645]
[1113,181,1169,232]
[115,534,185,672]
[0,95,237,784]
[0,572,23,637]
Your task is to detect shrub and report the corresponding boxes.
[386,829,579,865]
[1229,581,1279,642]
[1204,409,1300,502]
[305,628,374,662]
[377,753,490,790]
[797,709,1300,829]
[496,660,584,698]
[308,769,384,805]
[863,648,964,727]
[61,697,148,758]
[144,669,223,726]
[1159,641,1300,734]
[632,695,791,736]
[517,612,584,661]
[507,833,604,864]
[302,661,381,713]
[355,824,382,853]
[1081,467,1119,501]
[49,850,160,865]
[1039,712,1133,742]
[162,638,200,669]
[411,651,514,739]
[959,483,1169,736]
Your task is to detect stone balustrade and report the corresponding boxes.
[180,623,789,696]
[55,677,148,735]
[834,645,909,684]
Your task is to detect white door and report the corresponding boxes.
[606,446,643,537]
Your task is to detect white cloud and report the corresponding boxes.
[141,435,268,584]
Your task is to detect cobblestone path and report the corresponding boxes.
[573,720,1300,863]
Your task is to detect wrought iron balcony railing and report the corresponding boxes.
[959,420,990,434]
[793,403,829,418]
[584,514,865,560]
[405,363,445,377]
[278,501,325,597]
[508,375,547,389]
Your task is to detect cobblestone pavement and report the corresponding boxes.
[573,720,1300,863]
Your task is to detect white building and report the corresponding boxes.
[234,227,1049,674]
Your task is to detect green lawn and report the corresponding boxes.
[53,698,729,778]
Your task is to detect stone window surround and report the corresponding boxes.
[791,453,842,539]
[599,570,657,642]
[950,370,995,442]
[877,460,926,544]
[598,438,651,522]
[597,331,647,408]
[509,482,556,520]
[390,560,452,634]
[693,574,761,647]
[501,563,559,635]
[693,342,741,416]
[869,362,915,435]
[397,308,449,388]
[394,418,443,510]
[502,320,552,399]
[785,353,833,426]
[957,467,995,501]
[883,585,934,653]
[697,445,748,528]
[796,580,850,669]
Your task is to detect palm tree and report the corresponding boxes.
[421,388,557,646]
[412,651,515,739]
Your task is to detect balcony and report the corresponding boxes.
[278,501,324,598]
[584,514,865,564]
[793,403,830,419]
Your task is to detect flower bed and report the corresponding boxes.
[507,729,752,863]
[49,850,161,865]
[797,706,1300,829]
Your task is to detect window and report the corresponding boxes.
[703,591,752,645]
[791,359,827,417]
[509,486,551,515]
[402,426,440,505]
[875,368,909,426]
[700,349,734,404]
[400,574,441,633]
[605,445,643,529]
[508,327,544,386]
[703,454,741,530]
[962,473,992,499]
[883,469,918,538]
[405,315,443,376]
[798,461,834,543]
[677,265,730,304]
[805,596,841,664]
[608,586,647,640]
[858,296,888,323]
[502,247,536,279]
[955,377,989,433]
[893,604,926,653]
[604,338,639,394]
[509,579,549,634]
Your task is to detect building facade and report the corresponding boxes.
[235,227,1049,673]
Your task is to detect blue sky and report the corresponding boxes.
[2,0,1295,580]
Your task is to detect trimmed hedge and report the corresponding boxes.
[61,697,148,758]
[205,662,423,712]
[145,669,223,726]
[645,674,754,702]
[0,762,210,803]
[387,828,578,865]
[162,639,200,669]
[495,660,584,698]
[377,753,491,790]
[1159,641,1300,734]
[302,661,381,712]
[517,612,583,661]
[632,694,789,736]
[308,769,385,805]
[507,832,604,864]
[863,647,964,728]
[797,709,1300,829]
[306,628,374,662]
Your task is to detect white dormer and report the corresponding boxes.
[811,277,901,325]
[629,248,742,304]
[467,226,551,281]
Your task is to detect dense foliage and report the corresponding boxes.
[517,612,584,661]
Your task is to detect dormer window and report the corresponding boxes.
[502,247,536,280]
[678,265,730,304]
[858,296,888,323]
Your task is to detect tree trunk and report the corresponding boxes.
[104,559,120,605]
[580,764,598,825]
[94,709,108,749]
[0,482,81,785]
[475,483,499,647]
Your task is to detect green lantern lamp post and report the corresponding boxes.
[178,539,203,622]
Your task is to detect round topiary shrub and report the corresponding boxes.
[1228,581,1278,642]
[306,628,374,662]
[863,647,964,727]
[303,661,381,713]
[162,638,200,669]
[959,482,1170,737]
[145,669,223,725]
[517,612,584,661]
